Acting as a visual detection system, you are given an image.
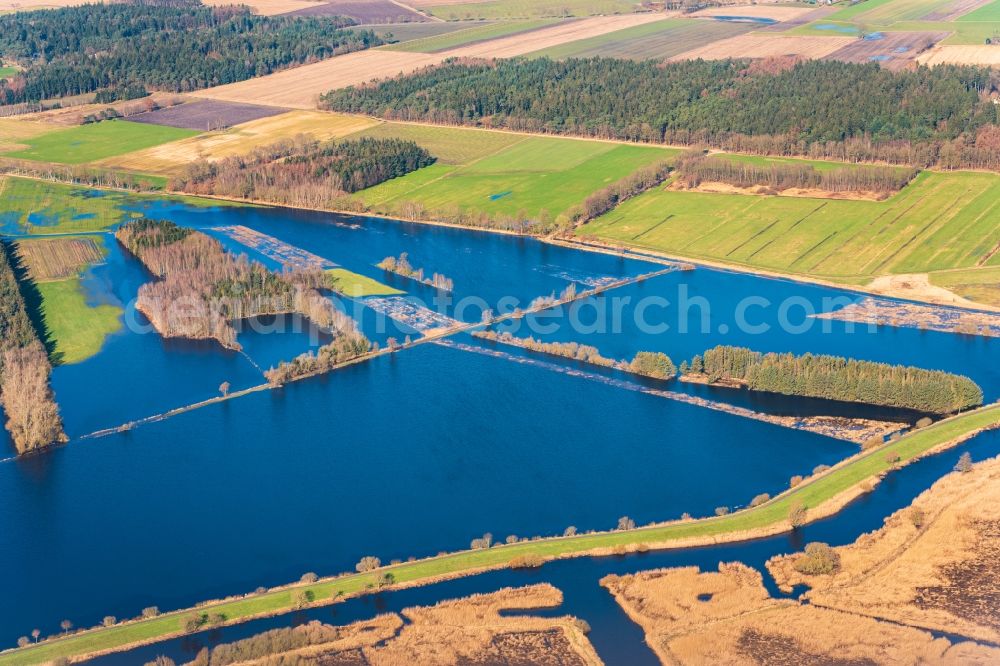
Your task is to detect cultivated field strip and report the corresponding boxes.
[15,236,105,281]
[917,45,1000,66]
[284,0,429,21]
[825,31,948,71]
[584,171,1000,280]
[98,111,378,175]
[688,5,819,22]
[526,18,755,61]
[200,0,325,14]
[128,100,287,131]
[670,34,855,62]
[197,13,666,108]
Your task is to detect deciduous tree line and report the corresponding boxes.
[0,242,65,454]
[117,218,362,351]
[674,151,918,196]
[322,58,1000,170]
[691,345,983,414]
[171,137,435,210]
[0,0,381,105]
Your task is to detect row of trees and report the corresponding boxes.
[117,219,361,350]
[263,332,372,386]
[691,345,983,414]
[472,330,677,380]
[674,151,918,195]
[377,252,453,291]
[322,57,1000,170]
[0,0,381,105]
[0,241,65,455]
[170,136,434,209]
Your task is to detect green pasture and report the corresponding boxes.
[582,169,1000,279]
[351,129,674,221]
[959,0,1000,21]
[38,276,122,365]
[381,19,560,52]
[422,0,642,20]
[5,402,998,666]
[527,17,752,60]
[5,120,198,165]
[326,268,403,297]
[930,266,1000,306]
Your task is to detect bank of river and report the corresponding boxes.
[2,200,998,658]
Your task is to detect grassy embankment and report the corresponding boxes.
[582,168,1000,300]
[5,403,999,666]
[4,120,198,165]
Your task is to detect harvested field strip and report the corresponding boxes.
[196,50,444,109]
[129,100,286,131]
[526,18,755,60]
[7,404,999,666]
[420,0,643,20]
[381,18,562,52]
[825,31,947,71]
[200,0,322,14]
[364,20,485,43]
[917,44,1000,65]
[670,34,855,62]
[441,12,667,58]
[924,0,994,20]
[100,111,379,175]
[196,14,664,107]
[285,0,429,21]
[15,236,105,281]
[759,6,836,31]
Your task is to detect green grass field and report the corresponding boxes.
[581,169,1000,280]
[5,403,997,666]
[422,0,641,20]
[381,19,561,52]
[37,276,122,364]
[351,128,673,221]
[794,0,1000,44]
[5,120,198,165]
[959,0,1000,21]
[0,66,16,79]
[527,17,753,59]
[929,266,1000,304]
[326,268,403,297]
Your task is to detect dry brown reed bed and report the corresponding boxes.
[215,585,601,666]
[603,562,1000,665]
[15,236,104,281]
[768,455,1000,645]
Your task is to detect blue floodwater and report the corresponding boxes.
[87,428,1000,666]
[815,23,859,34]
[488,191,512,201]
[709,15,777,25]
[1,201,998,651]
[864,32,885,41]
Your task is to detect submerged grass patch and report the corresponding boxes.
[5,119,198,165]
[38,277,122,364]
[0,176,245,235]
[5,404,998,665]
[326,268,403,297]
